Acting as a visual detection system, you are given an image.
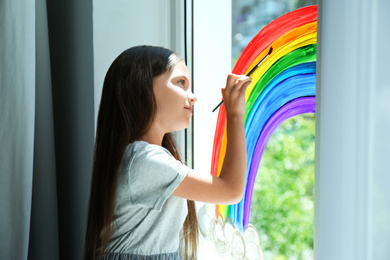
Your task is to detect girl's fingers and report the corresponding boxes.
[233,76,252,91]
[225,73,239,89]
[225,74,251,90]
[241,77,253,90]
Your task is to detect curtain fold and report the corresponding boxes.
[28,0,60,258]
[45,0,95,258]
[0,0,36,259]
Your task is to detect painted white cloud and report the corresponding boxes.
[198,204,264,260]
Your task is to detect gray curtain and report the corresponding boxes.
[0,0,35,259]
[0,0,94,259]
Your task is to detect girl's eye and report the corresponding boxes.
[178,80,187,88]
[178,80,185,85]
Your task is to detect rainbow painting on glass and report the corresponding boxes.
[211,5,317,231]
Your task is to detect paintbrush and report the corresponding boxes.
[212,46,273,112]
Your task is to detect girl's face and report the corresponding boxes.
[153,60,197,134]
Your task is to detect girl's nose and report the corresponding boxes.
[189,92,197,104]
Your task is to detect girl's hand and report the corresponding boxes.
[221,74,252,118]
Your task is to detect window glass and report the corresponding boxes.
[231,1,317,259]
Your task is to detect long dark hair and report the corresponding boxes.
[84,46,198,259]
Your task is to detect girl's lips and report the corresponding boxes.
[185,107,193,112]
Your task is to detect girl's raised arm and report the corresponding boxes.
[173,74,252,204]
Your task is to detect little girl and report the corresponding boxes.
[84,45,252,260]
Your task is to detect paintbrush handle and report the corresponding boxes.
[246,53,270,77]
[212,100,224,112]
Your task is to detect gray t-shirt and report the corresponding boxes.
[105,141,189,255]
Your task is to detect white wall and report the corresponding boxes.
[316,0,390,259]
[93,0,175,122]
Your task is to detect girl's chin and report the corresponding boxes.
[169,122,190,133]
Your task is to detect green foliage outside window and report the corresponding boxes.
[250,114,315,260]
